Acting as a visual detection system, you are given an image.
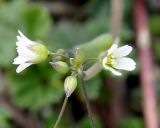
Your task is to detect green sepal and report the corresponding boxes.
[31,43,49,63]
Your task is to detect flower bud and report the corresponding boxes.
[55,49,68,61]
[50,61,69,74]
[64,76,77,97]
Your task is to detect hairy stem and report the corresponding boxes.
[53,96,68,128]
[80,76,95,128]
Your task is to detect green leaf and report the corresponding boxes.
[22,4,51,40]
[0,0,51,67]
[8,64,64,111]
[77,34,113,59]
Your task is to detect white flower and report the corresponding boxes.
[102,44,136,76]
[13,30,49,73]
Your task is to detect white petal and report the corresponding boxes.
[102,57,107,67]
[16,63,33,73]
[17,30,35,45]
[103,64,122,76]
[112,45,132,58]
[113,57,136,71]
[18,30,30,42]
[18,30,26,38]
[17,46,37,59]
[108,44,118,55]
[13,56,29,64]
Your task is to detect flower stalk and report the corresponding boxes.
[53,96,68,128]
[49,52,69,59]
[83,63,102,81]
[79,75,95,128]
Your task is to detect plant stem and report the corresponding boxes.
[80,76,95,128]
[83,63,102,81]
[49,52,69,59]
[134,0,158,128]
[53,96,68,128]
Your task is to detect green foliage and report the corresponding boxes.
[153,40,160,62]
[9,64,64,111]
[0,107,13,128]
[150,15,160,36]
[45,0,112,51]
[0,0,61,112]
[0,0,51,67]
[119,116,145,128]
[0,0,154,127]
[43,110,69,128]
[85,75,102,100]
[47,19,110,51]
[77,116,102,128]
[78,34,112,59]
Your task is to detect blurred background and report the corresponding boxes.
[0,0,160,128]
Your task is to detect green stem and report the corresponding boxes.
[53,96,68,128]
[80,76,95,128]
[49,52,69,59]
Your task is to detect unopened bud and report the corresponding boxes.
[64,76,77,97]
[50,61,69,74]
[55,49,68,60]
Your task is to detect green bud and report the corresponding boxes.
[64,76,77,97]
[31,43,49,63]
[55,49,68,61]
[50,61,69,74]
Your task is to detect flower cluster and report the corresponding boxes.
[13,30,136,97]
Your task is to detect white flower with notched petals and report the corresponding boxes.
[102,44,136,76]
[13,30,49,73]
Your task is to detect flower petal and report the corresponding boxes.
[16,63,33,73]
[103,64,122,76]
[17,30,35,45]
[108,44,118,55]
[102,57,107,67]
[112,45,132,58]
[113,57,136,71]
[13,56,29,64]
[17,46,38,59]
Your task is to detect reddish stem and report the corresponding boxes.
[134,0,158,128]
[111,0,123,38]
